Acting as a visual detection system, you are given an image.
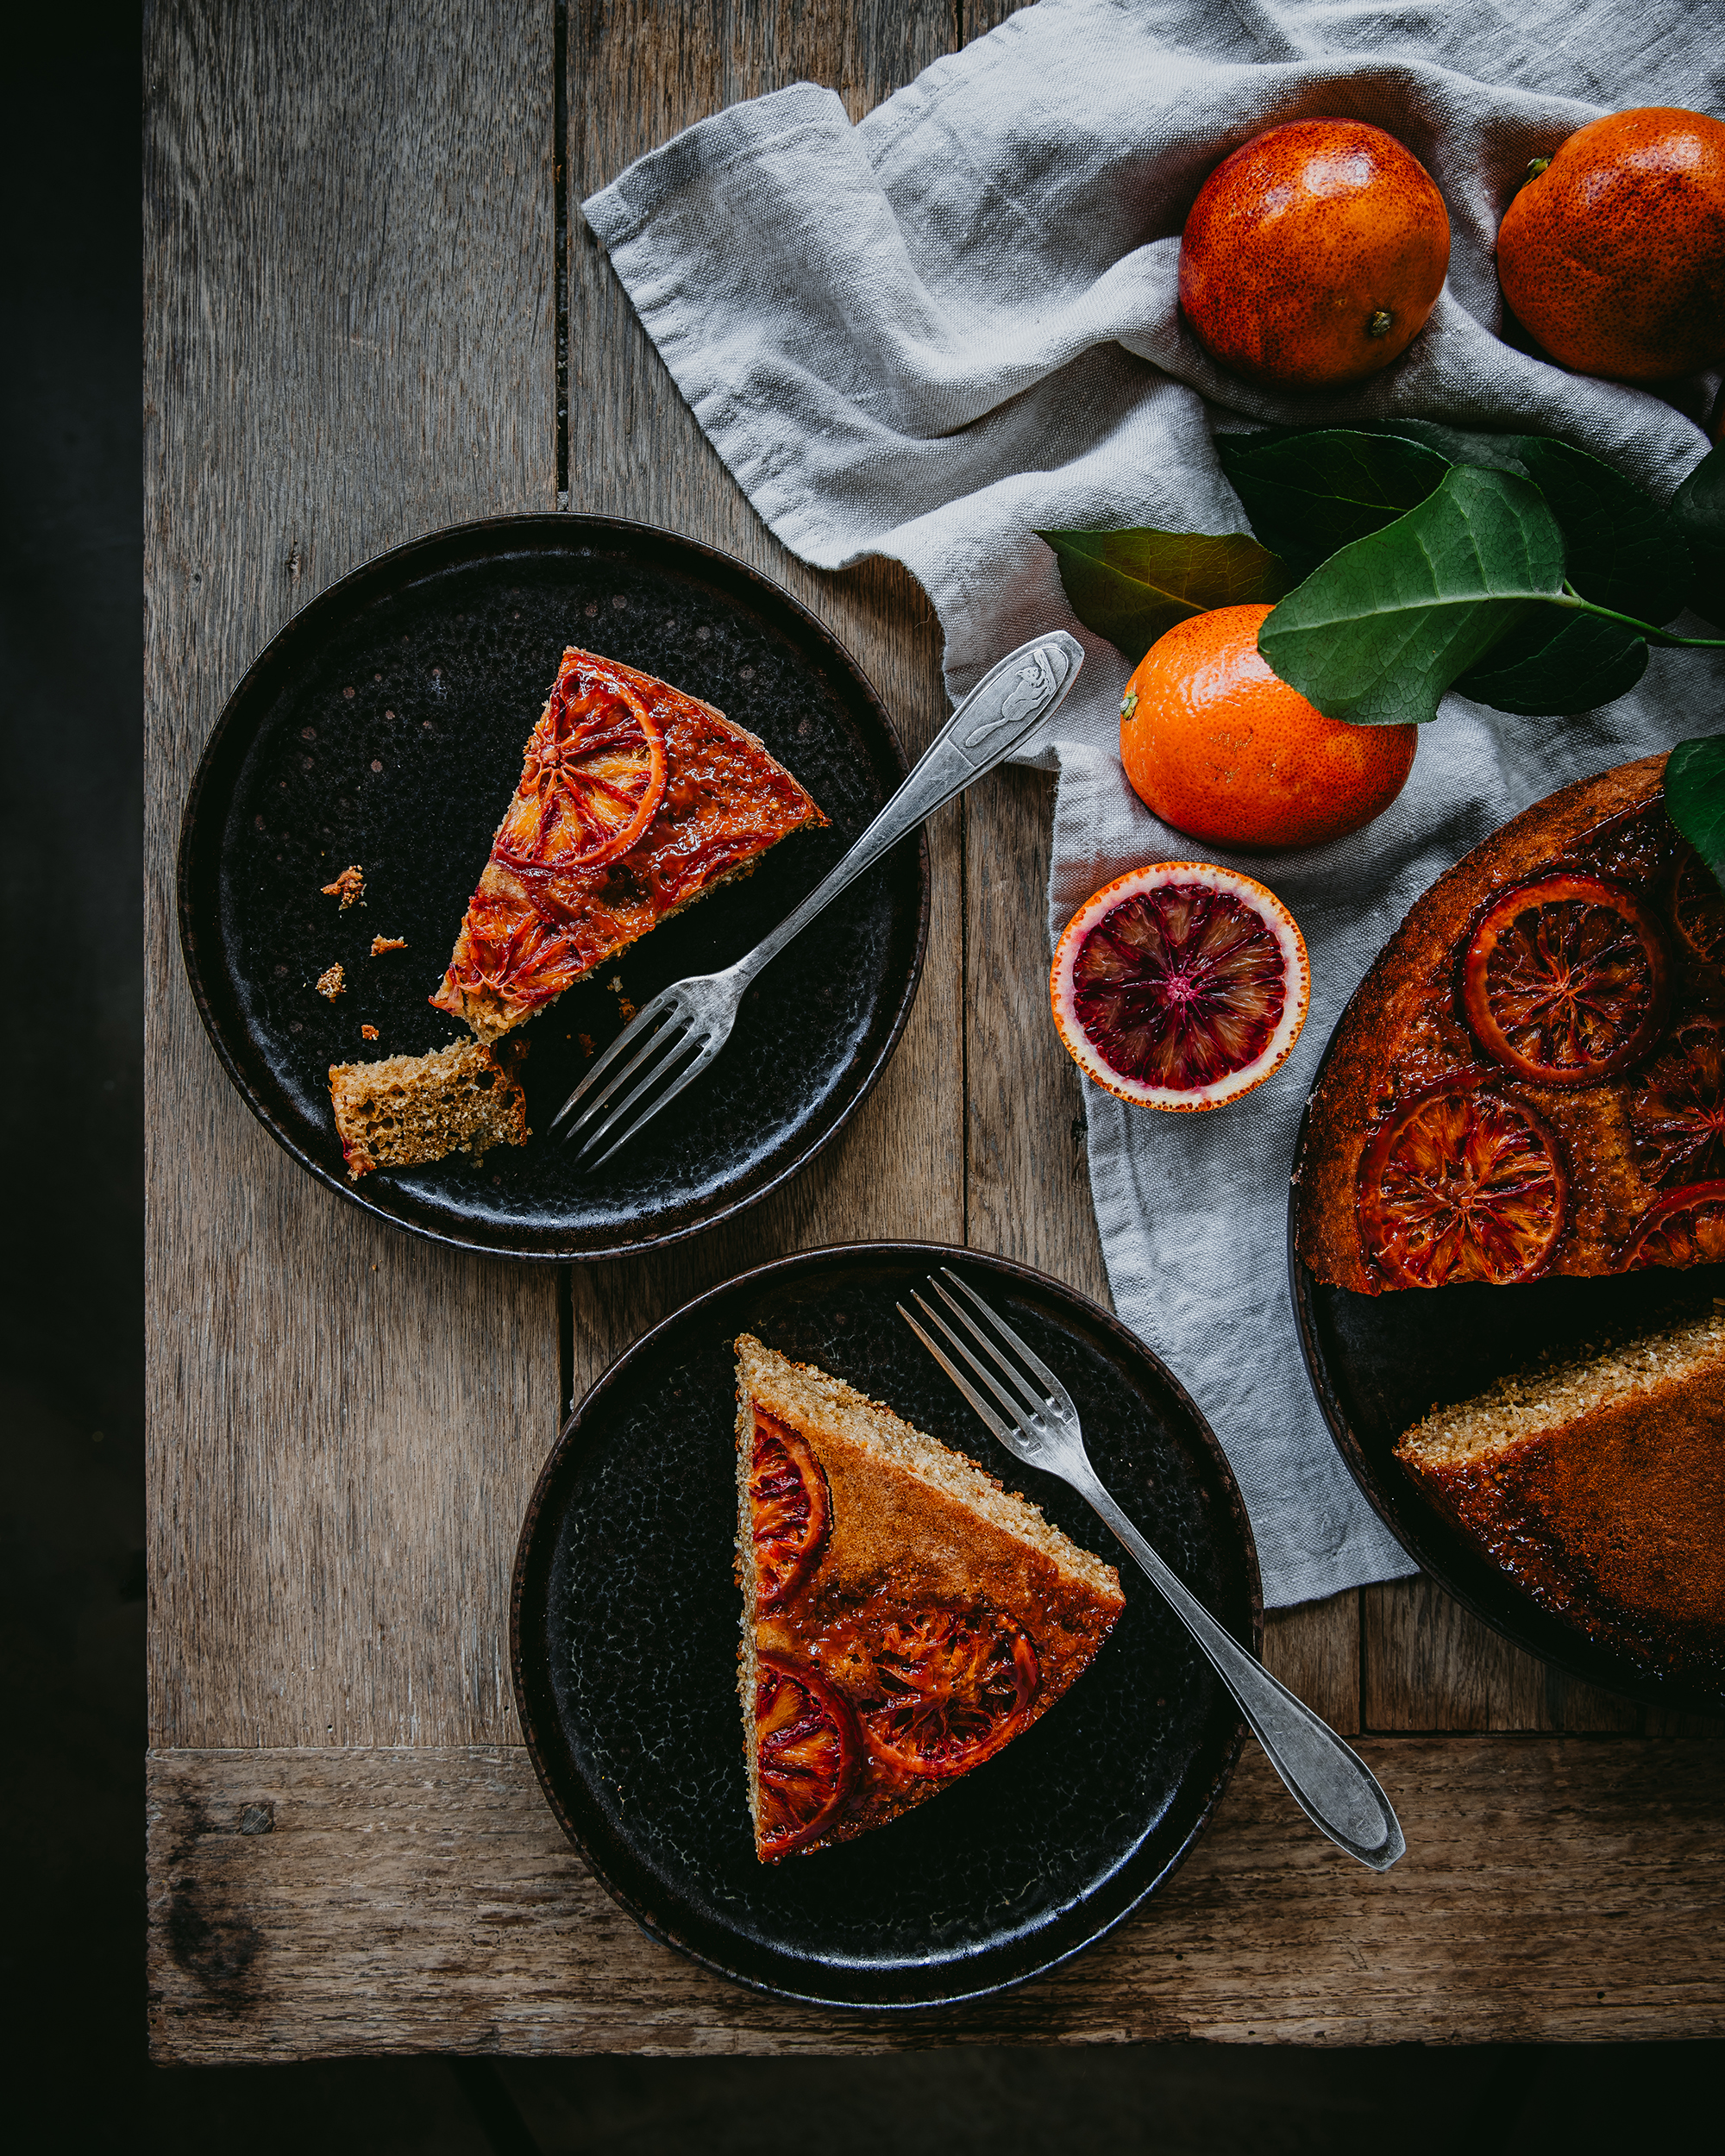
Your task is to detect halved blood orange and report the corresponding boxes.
[1050,862,1309,1110]
[832,1605,1040,1781]
[1630,1018,1725,1187]
[1358,1073,1568,1288]
[748,1409,831,1611]
[492,656,668,875]
[1620,1180,1725,1269]
[1462,874,1670,1086]
[1672,847,1725,969]
[754,1652,862,1861]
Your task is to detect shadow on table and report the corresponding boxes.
[140,2042,1716,2153]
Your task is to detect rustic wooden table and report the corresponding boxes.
[144,2,1724,2062]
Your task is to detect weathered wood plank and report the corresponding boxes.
[1263,1595,1360,1735]
[144,0,561,1748]
[147,1739,1725,2059]
[564,1,964,1402]
[1362,1577,1642,1734]
[965,766,1109,1298]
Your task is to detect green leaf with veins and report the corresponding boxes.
[1215,429,1451,584]
[1454,605,1647,716]
[1037,527,1287,667]
[1369,419,1535,474]
[1507,436,1691,621]
[1672,444,1725,630]
[1666,736,1725,891]
[1258,466,1565,726]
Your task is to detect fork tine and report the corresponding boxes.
[561,1010,693,1146]
[549,993,680,1131]
[572,1025,710,1163]
[908,1290,1038,1436]
[896,1302,1015,1443]
[928,1278,1051,1423]
[939,1268,1069,1402]
[577,1033,719,1166]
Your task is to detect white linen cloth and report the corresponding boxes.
[583,0,1725,1606]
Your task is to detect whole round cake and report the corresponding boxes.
[1295,754,1725,1294]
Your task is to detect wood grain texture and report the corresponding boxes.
[145,0,561,1747]
[147,1739,1725,2060]
[1362,1577,1642,1734]
[564,0,964,1407]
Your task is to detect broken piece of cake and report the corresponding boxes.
[328,1038,529,1181]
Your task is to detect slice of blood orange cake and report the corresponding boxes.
[431,647,825,1043]
[734,1333,1126,1862]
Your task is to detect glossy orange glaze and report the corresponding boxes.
[432,649,823,1039]
[1352,799,1722,1288]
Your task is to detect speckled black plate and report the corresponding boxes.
[1290,1019,1725,1717]
[177,517,926,1259]
[511,1243,1259,2009]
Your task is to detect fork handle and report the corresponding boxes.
[1073,1468,1405,1872]
[730,631,1084,985]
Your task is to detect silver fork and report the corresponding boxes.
[549,631,1083,1164]
[900,1269,1405,1872]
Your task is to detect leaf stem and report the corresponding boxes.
[1553,585,1725,649]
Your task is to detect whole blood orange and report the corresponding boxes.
[1050,862,1309,1111]
[1179,118,1451,389]
[1120,605,1416,850]
[1496,108,1725,381]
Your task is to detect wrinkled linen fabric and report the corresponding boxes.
[584,0,1725,1607]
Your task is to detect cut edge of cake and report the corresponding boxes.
[1395,1304,1725,1474]
[328,1037,529,1180]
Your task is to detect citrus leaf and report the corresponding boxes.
[1215,429,1450,583]
[1672,444,1725,630]
[1037,527,1288,666]
[1666,735,1725,888]
[1258,466,1566,726]
[1454,605,1647,716]
[1507,436,1691,623]
[1369,419,1534,474]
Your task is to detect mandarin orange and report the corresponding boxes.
[1120,605,1416,850]
[1496,108,1725,382]
[1178,118,1451,389]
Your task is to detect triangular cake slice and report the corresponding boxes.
[432,647,825,1042]
[734,1333,1126,1862]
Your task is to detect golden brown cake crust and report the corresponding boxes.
[1295,755,1725,1291]
[1396,1311,1725,1683]
[735,1336,1125,1859]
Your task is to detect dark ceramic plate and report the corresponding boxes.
[511,1243,1260,2009]
[1290,1027,1725,1717]
[177,516,926,1260]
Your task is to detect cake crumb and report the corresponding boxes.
[361,1024,379,1041]
[578,1032,595,1058]
[321,865,365,908]
[315,964,345,1001]
[370,934,408,956]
